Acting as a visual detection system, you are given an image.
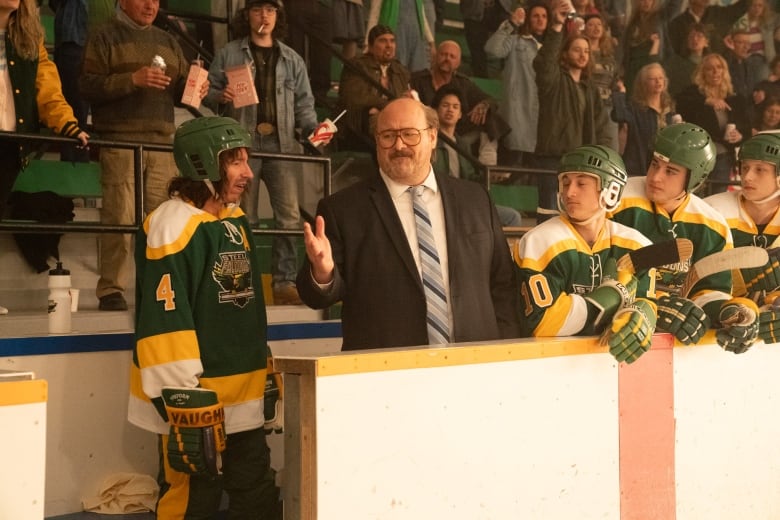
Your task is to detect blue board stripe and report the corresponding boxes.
[0,322,342,357]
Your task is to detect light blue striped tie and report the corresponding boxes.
[411,185,450,345]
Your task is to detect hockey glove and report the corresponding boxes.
[162,387,226,476]
[600,298,657,364]
[583,259,637,334]
[742,247,780,294]
[264,347,284,433]
[656,294,710,345]
[716,297,760,354]
[758,305,780,344]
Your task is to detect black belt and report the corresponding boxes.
[256,123,276,136]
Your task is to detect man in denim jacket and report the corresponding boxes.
[205,0,331,305]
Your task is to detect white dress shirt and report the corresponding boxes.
[380,168,453,326]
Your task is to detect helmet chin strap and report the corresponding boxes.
[744,189,780,205]
[568,207,606,227]
[204,179,217,198]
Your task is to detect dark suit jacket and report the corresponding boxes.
[297,171,521,351]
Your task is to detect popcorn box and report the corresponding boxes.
[181,61,209,109]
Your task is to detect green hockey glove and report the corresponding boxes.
[583,259,637,334]
[742,247,780,294]
[162,387,226,476]
[758,306,780,344]
[716,298,759,354]
[656,294,710,344]
[600,298,657,364]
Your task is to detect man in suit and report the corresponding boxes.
[297,98,520,350]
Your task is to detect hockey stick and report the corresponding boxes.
[680,246,769,298]
[617,238,694,273]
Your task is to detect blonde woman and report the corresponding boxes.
[612,62,676,175]
[0,0,89,315]
[676,53,751,193]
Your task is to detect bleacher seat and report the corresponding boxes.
[12,159,101,198]
[490,184,538,215]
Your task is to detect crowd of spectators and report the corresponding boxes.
[8,0,780,315]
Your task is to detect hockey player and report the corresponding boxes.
[610,122,759,354]
[128,117,281,519]
[705,132,780,345]
[513,145,657,364]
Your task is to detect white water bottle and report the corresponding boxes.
[48,262,72,334]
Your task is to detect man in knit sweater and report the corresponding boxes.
[80,0,208,311]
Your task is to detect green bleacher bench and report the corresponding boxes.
[13,159,102,198]
[490,184,538,215]
[471,76,503,101]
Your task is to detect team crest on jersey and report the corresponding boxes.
[572,255,603,294]
[222,220,246,247]
[655,257,692,294]
[212,251,255,308]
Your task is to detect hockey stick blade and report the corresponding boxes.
[617,238,694,273]
[680,246,769,298]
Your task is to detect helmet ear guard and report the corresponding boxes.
[653,123,716,192]
[557,145,628,213]
[173,117,252,182]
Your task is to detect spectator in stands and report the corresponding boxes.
[430,85,523,226]
[205,0,330,306]
[676,53,751,193]
[49,0,113,163]
[366,0,435,72]
[287,0,333,101]
[572,0,599,17]
[411,39,509,165]
[610,123,759,355]
[485,5,546,167]
[0,0,89,316]
[752,95,780,133]
[130,117,281,520]
[296,98,520,350]
[704,132,780,346]
[731,0,779,61]
[723,29,769,103]
[612,62,677,176]
[582,13,619,151]
[513,145,657,364]
[752,55,780,105]
[620,0,675,96]
[338,25,412,151]
[331,0,365,60]
[459,0,512,77]
[81,0,199,311]
[533,0,610,224]
[664,22,710,99]
[668,0,748,57]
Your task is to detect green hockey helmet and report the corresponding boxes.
[653,123,716,192]
[173,117,252,181]
[558,145,628,212]
[738,132,780,173]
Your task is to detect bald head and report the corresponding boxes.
[435,40,462,74]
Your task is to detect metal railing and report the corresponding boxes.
[0,131,331,236]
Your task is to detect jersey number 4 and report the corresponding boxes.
[156,273,177,311]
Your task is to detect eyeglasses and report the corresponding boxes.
[250,6,278,15]
[376,127,431,148]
